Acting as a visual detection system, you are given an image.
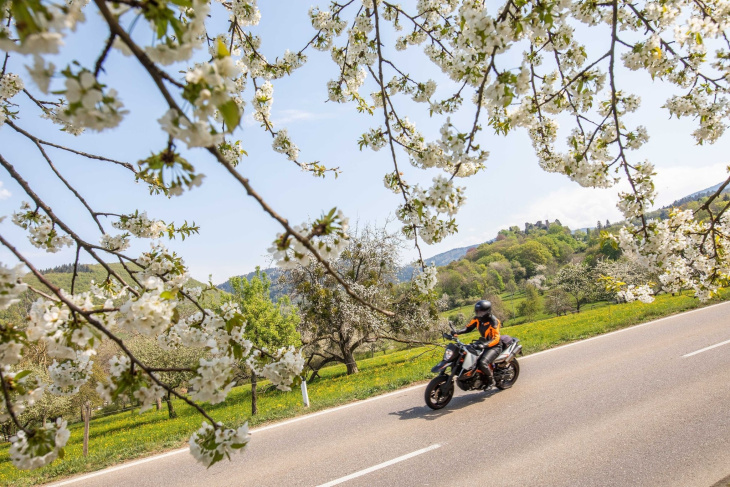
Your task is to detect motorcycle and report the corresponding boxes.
[425,328,522,410]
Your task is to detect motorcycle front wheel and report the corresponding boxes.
[425,375,454,410]
[496,359,520,390]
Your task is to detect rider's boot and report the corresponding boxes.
[478,363,495,388]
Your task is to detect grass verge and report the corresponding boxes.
[1,289,727,486]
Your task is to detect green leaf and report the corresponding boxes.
[160,290,178,300]
[219,100,241,132]
[14,369,33,381]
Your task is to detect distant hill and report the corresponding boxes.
[220,245,480,295]
[217,267,290,301]
[396,244,478,281]
[669,182,729,208]
[0,263,222,324]
[219,180,730,292]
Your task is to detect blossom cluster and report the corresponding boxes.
[615,208,730,301]
[247,346,305,392]
[112,211,168,239]
[58,70,127,131]
[0,0,86,55]
[413,265,438,294]
[189,421,250,468]
[117,277,177,336]
[141,0,210,65]
[269,209,350,269]
[8,419,70,470]
[0,73,24,100]
[616,284,655,304]
[12,202,73,253]
[0,263,28,311]
[0,365,44,423]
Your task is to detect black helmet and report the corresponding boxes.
[474,300,492,318]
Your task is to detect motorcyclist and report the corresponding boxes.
[453,300,502,386]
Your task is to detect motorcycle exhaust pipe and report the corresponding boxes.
[506,344,522,362]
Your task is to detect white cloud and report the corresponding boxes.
[495,162,728,232]
[272,109,331,125]
[243,109,332,128]
[498,186,623,231]
[0,181,10,200]
[652,162,728,206]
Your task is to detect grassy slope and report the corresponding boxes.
[1,289,728,486]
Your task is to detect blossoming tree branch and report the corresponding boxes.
[1,0,729,471]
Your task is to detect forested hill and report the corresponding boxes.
[217,267,290,301]
[218,181,729,297]
[397,244,480,281]
[665,182,729,209]
[0,263,219,324]
[27,263,209,294]
[219,245,481,296]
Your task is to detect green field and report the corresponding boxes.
[1,289,727,486]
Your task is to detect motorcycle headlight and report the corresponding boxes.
[443,349,454,361]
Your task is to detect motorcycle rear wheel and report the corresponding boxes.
[425,375,454,410]
[496,360,520,390]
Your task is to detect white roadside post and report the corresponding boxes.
[301,379,310,407]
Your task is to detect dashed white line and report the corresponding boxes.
[683,338,730,358]
[314,444,441,487]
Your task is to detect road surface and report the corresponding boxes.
[49,301,730,487]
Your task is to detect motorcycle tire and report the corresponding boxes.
[496,359,520,390]
[425,375,454,410]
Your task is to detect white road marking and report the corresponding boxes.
[683,338,730,358]
[46,300,730,486]
[47,449,190,486]
[314,444,441,487]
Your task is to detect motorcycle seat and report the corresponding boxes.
[500,335,515,347]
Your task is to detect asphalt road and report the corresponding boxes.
[50,301,730,487]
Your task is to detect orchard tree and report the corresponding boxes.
[286,225,435,376]
[128,336,206,419]
[517,283,542,321]
[543,288,573,316]
[554,262,600,312]
[0,0,730,472]
[227,269,300,416]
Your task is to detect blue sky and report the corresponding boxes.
[1,1,727,284]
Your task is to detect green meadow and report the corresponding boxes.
[1,289,727,486]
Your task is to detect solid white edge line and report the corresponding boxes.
[47,448,191,486]
[45,299,730,486]
[314,444,441,487]
[683,338,730,358]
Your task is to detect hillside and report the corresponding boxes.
[217,180,728,294]
[217,266,291,301]
[219,244,481,295]
[0,263,221,325]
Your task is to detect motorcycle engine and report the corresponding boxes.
[456,375,482,391]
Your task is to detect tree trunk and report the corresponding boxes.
[83,401,91,457]
[251,373,258,416]
[166,391,177,419]
[343,349,359,375]
[156,397,162,411]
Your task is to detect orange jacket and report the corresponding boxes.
[458,316,501,347]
